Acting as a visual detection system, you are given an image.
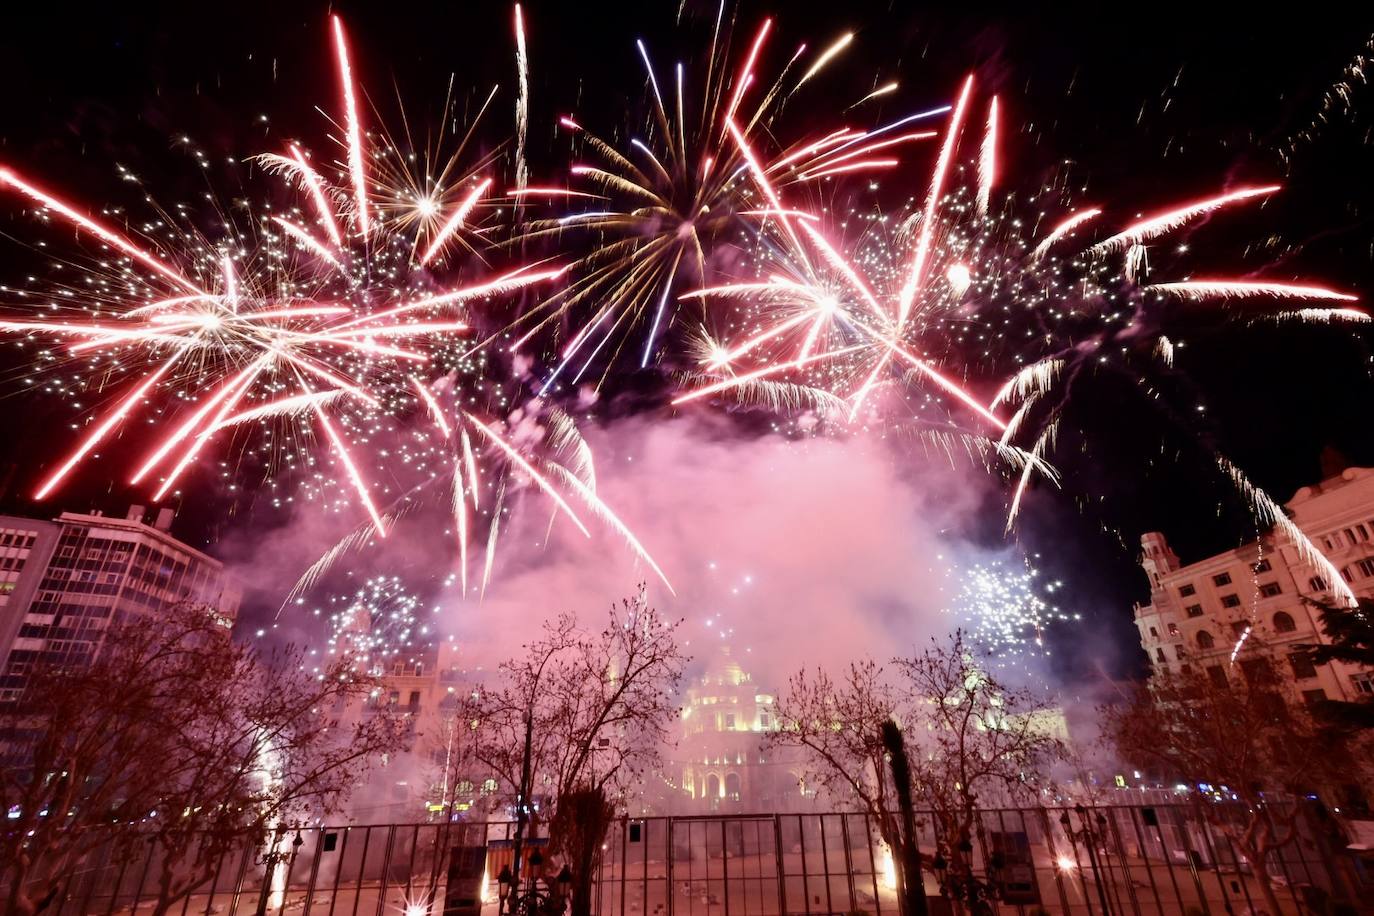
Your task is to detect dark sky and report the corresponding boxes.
[1,2,1373,679]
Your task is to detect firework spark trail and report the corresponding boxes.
[130,359,265,485]
[33,349,190,500]
[331,16,370,237]
[273,216,344,268]
[1218,455,1356,606]
[977,97,998,217]
[313,397,388,536]
[1089,185,1281,256]
[898,74,974,321]
[1147,280,1360,302]
[514,3,530,192]
[452,459,469,596]
[420,177,493,265]
[0,166,205,294]
[287,144,343,245]
[848,82,898,108]
[463,414,591,538]
[794,31,853,92]
[410,376,452,437]
[1029,208,1101,261]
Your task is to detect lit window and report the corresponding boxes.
[1167,623,1179,636]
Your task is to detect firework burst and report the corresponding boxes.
[0,14,671,600]
[503,13,938,395]
[946,556,1078,659]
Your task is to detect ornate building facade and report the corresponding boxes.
[1134,465,1374,703]
[669,648,807,812]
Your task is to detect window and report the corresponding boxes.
[1206,666,1229,688]
[1231,621,1250,636]
[1168,623,1179,636]
[1259,582,1282,598]
[1149,626,1159,638]
[1309,576,1329,592]
[1289,653,1318,680]
[1353,673,1374,695]
[725,713,736,730]
[1197,631,1215,649]
[1272,612,1296,633]
[1240,658,1274,683]
[1155,647,1167,662]
[1213,573,1232,586]
[1252,559,1272,573]
[1358,558,1374,578]
[1185,604,1204,618]
[1179,584,1196,597]
[1174,645,1187,660]
[760,712,770,728]
[1220,594,1242,608]
[1302,689,1328,705]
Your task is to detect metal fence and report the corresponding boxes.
[17,803,1373,916]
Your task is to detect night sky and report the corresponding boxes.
[2,2,1373,682]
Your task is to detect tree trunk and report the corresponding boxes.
[551,787,616,916]
[882,720,929,916]
[1238,842,1283,916]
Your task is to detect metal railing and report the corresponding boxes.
[12,802,1371,916]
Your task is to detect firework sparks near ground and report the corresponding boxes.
[947,557,1078,658]
[317,574,440,678]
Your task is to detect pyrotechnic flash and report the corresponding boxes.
[946,557,1079,658]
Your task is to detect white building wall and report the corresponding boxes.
[1134,467,1374,704]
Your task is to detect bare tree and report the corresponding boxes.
[467,587,687,916]
[767,659,927,916]
[0,603,406,916]
[1105,643,1343,916]
[895,631,1064,913]
[769,633,1063,916]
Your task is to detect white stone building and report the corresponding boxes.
[1134,466,1374,703]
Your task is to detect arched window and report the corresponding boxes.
[1196,630,1215,650]
[725,772,742,802]
[1273,611,1296,633]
